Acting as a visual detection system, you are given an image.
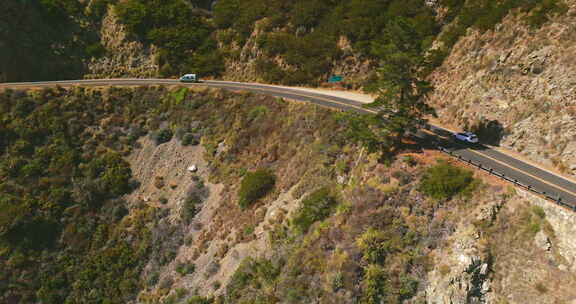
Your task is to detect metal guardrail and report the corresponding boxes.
[436,145,576,211]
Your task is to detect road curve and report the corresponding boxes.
[2,79,576,208]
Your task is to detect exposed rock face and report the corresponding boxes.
[534,230,552,251]
[220,20,266,82]
[518,190,576,272]
[220,20,374,87]
[429,1,576,174]
[426,200,501,304]
[85,7,158,79]
[426,238,493,304]
[330,36,376,88]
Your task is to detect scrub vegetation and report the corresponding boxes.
[0,84,487,303]
[2,0,565,83]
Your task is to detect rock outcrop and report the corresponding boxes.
[85,7,158,79]
[426,199,503,304]
[518,190,576,272]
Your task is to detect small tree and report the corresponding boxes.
[368,17,436,144]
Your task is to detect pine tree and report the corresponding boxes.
[368,17,436,143]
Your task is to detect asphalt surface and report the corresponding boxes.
[2,78,576,207]
[0,79,374,114]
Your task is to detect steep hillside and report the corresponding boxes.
[428,0,576,174]
[0,0,88,81]
[1,86,575,304]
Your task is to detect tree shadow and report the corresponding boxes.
[469,119,507,146]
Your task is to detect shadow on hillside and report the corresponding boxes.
[469,119,507,147]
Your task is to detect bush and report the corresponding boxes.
[532,205,546,219]
[182,181,209,222]
[238,169,276,209]
[182,133,199,146]
[356,228,390,264]
[147,272,160,286]
[183,194,201,223]
[418,160,478,200]
[526,0,568,28]
[154,128,173,145]
[248,105,268,122]
[391,170,412,186]
[85,152,133,197]
[535,282,548,294]
[225,257,280,301]
[186,295,214,304]
[176,261,195,276]
[85,42,106,58]
[361,264,387,304]
[291,187,337,233]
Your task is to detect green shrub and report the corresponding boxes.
[183,193,201,223]
[291,187,337,234]
[242,224,255,237]
[356,228,388,264]
[186,295,214,304]
[85,42,106,58]
[182,133,199,146]
[532,205,546,219]
[439,264,451,276]
[418,160,478,200]
[225,257,280,301]
[176,261,196,276]
[154,128,173,145]
[85,152,133,197]
[361,264,387,304]
[88,0,113,19]
[391,170,412,186]
[527,0,568,27]
[147,272,160,287]
[248,105,268,122]
[238,169,276,209]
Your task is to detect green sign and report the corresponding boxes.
[328,75,343,83]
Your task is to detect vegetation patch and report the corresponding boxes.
[418,159,479,200]
[225,257,281,303]
[153,128,174,145]
[238,169,276,209]
[291,187,338,234]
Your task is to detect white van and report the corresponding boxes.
[179,74,199,83]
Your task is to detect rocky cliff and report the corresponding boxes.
[428,0,576,175]
[218,19,375,88]
[85,7,159,79]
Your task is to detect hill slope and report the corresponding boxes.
[1,86,576,303]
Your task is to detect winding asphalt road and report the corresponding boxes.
[2,78,576,208]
